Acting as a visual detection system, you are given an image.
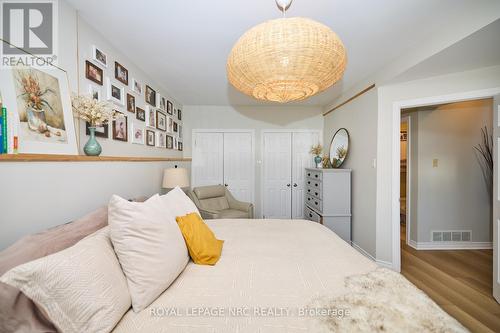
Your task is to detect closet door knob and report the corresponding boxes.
[293,183,298,187]
[286,183,291,187]
[224,184,228,187]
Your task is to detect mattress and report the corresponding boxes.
[112,219,377,332]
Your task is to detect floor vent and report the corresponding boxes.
[432,230,472,242]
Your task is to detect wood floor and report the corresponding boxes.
[400,224,500,332]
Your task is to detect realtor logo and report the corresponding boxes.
[1,0,58,67]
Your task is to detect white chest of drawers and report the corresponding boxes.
[304,168,352,242]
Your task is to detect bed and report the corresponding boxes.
[112,219,466,333]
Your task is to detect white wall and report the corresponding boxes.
[405,100,492,243]
[183,105,324,217]
[377,65,500,264]
[323,89,378,257]
[0,0,188,250]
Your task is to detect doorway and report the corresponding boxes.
[398,98,500,331]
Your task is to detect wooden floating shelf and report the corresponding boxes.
[0,154,192,163]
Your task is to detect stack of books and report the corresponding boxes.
[0,93,16,154]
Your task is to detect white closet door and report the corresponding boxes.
[291,131,320,219]
[192,132,224,187]
[223,132,253,203]
[263,132,292,219]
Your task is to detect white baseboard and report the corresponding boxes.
[351,242,394,270]
[408,240,492,250]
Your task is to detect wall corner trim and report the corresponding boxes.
[323,84,376,117]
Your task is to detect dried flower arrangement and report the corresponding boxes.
[310,143,323,156]
[474,126,493,197]
[71,94,117,127]
[18,73,55,111]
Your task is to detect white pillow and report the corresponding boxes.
[108,194,189,312]
[159,186,200,218]
[0,227,131,333]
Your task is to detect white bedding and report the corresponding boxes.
[113,219,377,332]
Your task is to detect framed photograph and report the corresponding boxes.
[114,61,128,85]
[86,121,108,138]
[132,78,142,94]
[159,96,166,110]
[177,109,182,120]
[173,136,178,150]
[88,84,101,101]
[106,77,125,106]
[112,112,127,141]
[178,142,183,151]
[173,121,178,132]
[166,135,173,149]
[146,105,156,128]
[156,110,167,131]
[157,132,166,148]
[136,107,145,121]
[145,85,156,106]
[126,93,135,113]
[178,124,182,138]
[0,67,78,154]
[166,100,173,115]
[85,60,103,85]
[130,123,144,144]
[146,130,155,146]
[92,45,107,67]
[167,116,173,133]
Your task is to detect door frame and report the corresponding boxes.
[391,87,500,273]
[261,129,322,219]
[400,115,412,247]
[191,129,256,205]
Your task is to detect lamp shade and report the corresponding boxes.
[162,168,190,188]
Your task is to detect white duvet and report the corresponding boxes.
[113,219,377,332]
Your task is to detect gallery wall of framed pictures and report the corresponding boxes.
[79,32,184,156]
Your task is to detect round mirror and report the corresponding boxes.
[329,128,349,168]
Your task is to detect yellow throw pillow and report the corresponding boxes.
[175,213,224,265]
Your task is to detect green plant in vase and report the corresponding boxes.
[309,143,323,168]
[72,95,116,156]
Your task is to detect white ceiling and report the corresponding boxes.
[390,19,500,84]
[66,0,495,106]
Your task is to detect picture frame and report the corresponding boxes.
[0,66,78,155]
[173,136,178,150]
[86,121,108,138]
[92,45,107,67]
[178,124,182,138]
[166,135,173,149]
[106,77,125,106]
[146,105,156,128]
[167,116,174,133]
[114,61,129,85]
[112,111,128,142]
[157,132,166,148]
[85,60,103,85]
[126,93,135,113]
[88,84,101,101]
[136,107,146,121]
[177,109,182,120]
[159,96,166,110]
[178,142,183,151]
[132,78,142,95]
[156,110,167,131]
[146,129,156,146]
[166,100,173,115]
[173,121,178,132]
[130,123,144,145]
[145,85,156,106]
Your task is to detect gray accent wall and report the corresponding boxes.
[323,89,378,258]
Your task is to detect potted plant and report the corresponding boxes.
[310,143,323,168]
[72,95,116,156]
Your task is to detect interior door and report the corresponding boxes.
[263,132,292,219]
[291,131,320,219]
[192,132,224,187]
[493,95,500,302]
[223,132,253,203]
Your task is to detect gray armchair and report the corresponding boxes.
[187,185,253,219]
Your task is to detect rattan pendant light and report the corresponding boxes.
[227,0,347,103]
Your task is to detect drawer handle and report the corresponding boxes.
[309,214,313,218]
[315,184,318,187]
[308,181,311,185]
[315,175,318,178]
[307,198,310,201]
[307,189,311,193]
[315,201,318,205]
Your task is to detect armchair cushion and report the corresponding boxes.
[194,186,226,200]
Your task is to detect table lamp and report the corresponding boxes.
[162,167,190,189]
